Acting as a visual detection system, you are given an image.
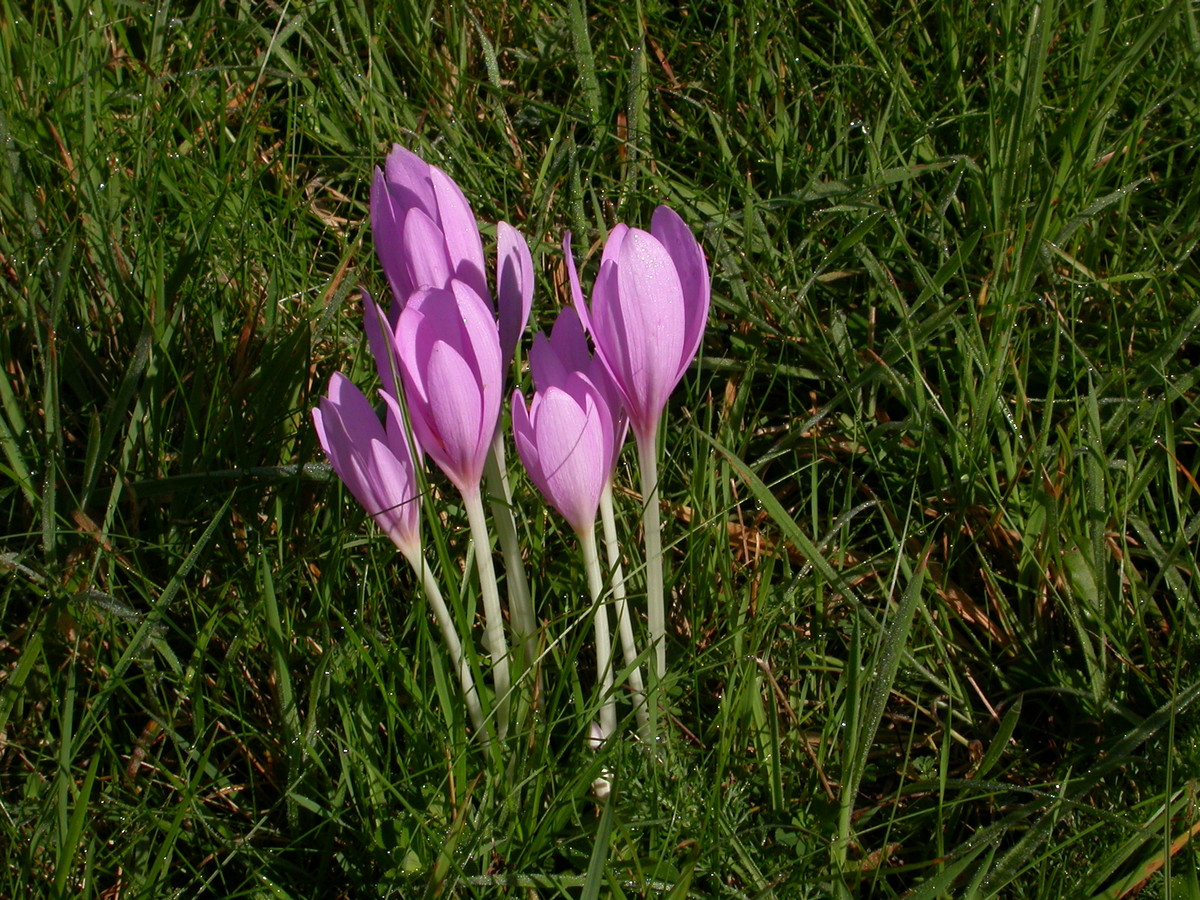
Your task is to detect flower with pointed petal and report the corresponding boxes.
[512,372,614,536]
[529,306,627,479]
[564,205,709,445]
[371,144,489,308]
[391,279,503,497]
[532,307,650,740]
[313,373,493,740]
[312,372,422,561]
[370,145,533,374]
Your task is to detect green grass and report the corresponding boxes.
[2,0,1198,896]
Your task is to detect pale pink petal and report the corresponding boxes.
[496,222,533,373]
[392,302,429,398]
[393,301,442,459]
[563,232,590,329]
[551,304,624,437]
[611,229,686,442]
[530,306,627,476]
[313,404,375,506]
[370,170,412,306]
[402,208,455,292]
[533,387,605,533]
[383,145,438,214]
[512,389,552,504]
[651,205,710,381]
[397,282,499,482]
[547,305,592,374]
[564,373,616,480]
[324,373,385,447]
[429,166,488,299]
[398,286,501,465]
[423,340,487,492]
[567,226,626,350]
[313,372,422,556]
[528,331,569,395]
[599,224,629,269]
[448,280,503,437]
[365,437,421,555]
[587,257,628,388]
[379,389,421,467]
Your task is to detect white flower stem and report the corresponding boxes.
[636,434,667,682]
[600,483,650,742]
[579,524,616,743]
[462,485,510,740]
[402,547,489,744]
[484,430,536,675]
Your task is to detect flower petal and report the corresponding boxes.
[547,305,592,374]
[652,205,710,382]
[402,207,455,293]
[563,232,589,329]
[511,389,551,503]
[322,372,384,449]
[532,386,606,533]
[528,330,569,395]
[370,170,412,306]
[564,372,616,480]
[402,281,504,473]
[365,436,421,556]
[586,229,685,442]
[380,389,421,466]
[529,306,627,479]
[383,144,438,214]
[314,403,371,508]
[449,280,503,410]
[393,300,442,459]
[313,373,421,557]
[496,221,533,374]
[429,165,488,299]
[421,338,488,492]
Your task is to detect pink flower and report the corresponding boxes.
[512,372,614,536]
[528,306,627,479]
[388,279,503,497]
[370,144,533,373]
[312,373,421,559]
[564,206,709,445]
[370,144,488,309]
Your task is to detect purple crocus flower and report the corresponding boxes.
[515,312,631,743]
[388,279,503,499]
[531,307,651,740]
[528,306,628,478]
[370,144,533,374]
[564,205,709,445]
[370,144,489,310]
[369,146,538,733]
[312,372,422,560]
[564,205,710,690]
[313,372,492,740]
[512,371,614,536]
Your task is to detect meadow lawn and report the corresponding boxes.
[1,0,1198,896]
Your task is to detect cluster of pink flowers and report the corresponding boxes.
[314,144,709,744]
